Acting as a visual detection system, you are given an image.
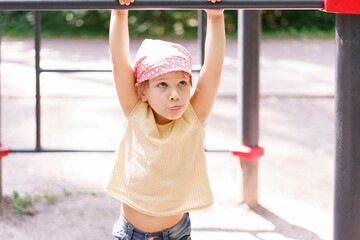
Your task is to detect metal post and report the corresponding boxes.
[35,11,41,152]
[237,10,261,208]
[198,10,206,66]
[0,11,10,202]
[0,11,3,202]
[334,13,360,240]
[0,0,324,11]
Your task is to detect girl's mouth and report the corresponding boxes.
[168,106,182,111]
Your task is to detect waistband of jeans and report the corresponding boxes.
[121,212,189,236]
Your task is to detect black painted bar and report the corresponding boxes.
[35,11,41,152]
[0,12,3,201]
[0,0,323,10]
[238,10,261,208]
[240,10,261,149]
[334,13,360,240]
[198,10,206,66]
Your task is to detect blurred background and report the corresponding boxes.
[1,10,335,39]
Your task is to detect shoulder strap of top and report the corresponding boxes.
[184,103,204,128]
[126,100,147,120]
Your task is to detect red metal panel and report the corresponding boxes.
[324,0,360,14]
[230,143,264,161]
[0,145,10,157]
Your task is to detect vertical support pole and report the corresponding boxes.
[0,11,3,202]
[334,14,360,240]
[0,11,8,203]
[34,11,41,152]
[0,12,9,202]
[237,10,261,208]
[198,10,206,66]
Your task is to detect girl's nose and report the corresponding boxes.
[169,89,180,101]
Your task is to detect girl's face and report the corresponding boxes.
[140,71,191,125]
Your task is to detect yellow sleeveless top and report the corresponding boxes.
[106,101,213,217]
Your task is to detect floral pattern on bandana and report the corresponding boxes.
[134,39,192,83]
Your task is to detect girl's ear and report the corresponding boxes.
[140,91,148,102]
[136,83,148,102]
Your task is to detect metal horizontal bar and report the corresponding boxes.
[10,148,115,153]
[39,65,202,73]
[204,148,229,152]
[40,69,112,73]
[10,147,229,153]
[0,0,323,11]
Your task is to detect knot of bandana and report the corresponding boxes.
[134,39,192,83]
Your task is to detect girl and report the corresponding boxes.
[106,1,225,239]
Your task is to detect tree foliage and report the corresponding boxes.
[1,10,335,38]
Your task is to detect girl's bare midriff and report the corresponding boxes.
[122,203,185,233]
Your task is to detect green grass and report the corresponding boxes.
[63,188,72,197]
[12,191,33,215]
[0,189,97,217]
[43,190,59,203]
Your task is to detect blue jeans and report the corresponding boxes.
[112,213,191,240]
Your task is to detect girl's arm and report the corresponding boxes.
[110,9,138,117]
[190,7,226,125]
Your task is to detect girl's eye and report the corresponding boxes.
[158,82,167,88]
[179,81,187,87]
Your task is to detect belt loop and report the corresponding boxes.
[163,230,169,240]
[127,223,134,239]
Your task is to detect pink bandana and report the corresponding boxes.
[134,39,192,84]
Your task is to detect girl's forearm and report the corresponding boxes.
[109,10,131,66]
[203,12,226,74]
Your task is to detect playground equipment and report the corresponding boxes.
[0,0,359,239]
[0,0,324,10]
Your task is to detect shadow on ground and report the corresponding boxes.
[193,205,323,240]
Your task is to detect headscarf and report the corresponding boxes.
[134,39,192,83]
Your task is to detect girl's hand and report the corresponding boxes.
[207,0,221,3]
[206,0,224,15]
[119,0,134,6]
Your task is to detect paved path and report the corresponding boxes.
[1,38,334,240]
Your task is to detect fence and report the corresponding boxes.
[17,10,206,153]
[0,1,360,239]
